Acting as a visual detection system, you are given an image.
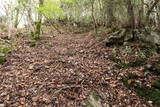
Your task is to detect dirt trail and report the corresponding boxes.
[0,32,152,106]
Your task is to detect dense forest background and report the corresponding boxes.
[0,0,160,44]
[0,0,160,107]
[0,0,160,30]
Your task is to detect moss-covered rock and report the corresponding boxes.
[105,29,127,46]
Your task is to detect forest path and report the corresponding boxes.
[0,31,151,106]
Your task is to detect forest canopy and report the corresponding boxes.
[0,0,160,30]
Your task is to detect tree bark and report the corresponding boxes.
[138,0,145,27]
[90,0,97,33]
[14,8,20,28]
[106,1,115,27]
[126,0,135,29]
[35,0,44,39]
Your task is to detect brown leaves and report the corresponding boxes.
[0,30,157,106]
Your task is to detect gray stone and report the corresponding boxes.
[138,31,160,45]
[151,31,160,45]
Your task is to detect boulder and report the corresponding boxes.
[104,29,127,46]
[151,31,160,45]
[138,31,160,45]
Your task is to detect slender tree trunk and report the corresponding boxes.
[106,1,115,27]
[14,8,19,28]
[6,5,12,38]
[157,13,160,30]
[126,0,135,29]
[27,8,33,26]
[35,0,44,39]
[138,0,145,27]
[90,0,97,33]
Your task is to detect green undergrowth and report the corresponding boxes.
[0,46,11,64]
[47,42,54,47]
[122,73,160,106]
[0,46,12,54]
[0,41,6,45]
[28,40,38,47]
[25,31,41,47]
[115,43,160,106]
[0,40,13,64]
[108,55,146,69]
[0,56,6,64]
[26,32,41,40]
[144,61,160,75]
[25,32,40,47]
[107,44,155,70]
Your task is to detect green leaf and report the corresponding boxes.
[38,0,64,19]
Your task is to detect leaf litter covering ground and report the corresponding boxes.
[0,31,158,107]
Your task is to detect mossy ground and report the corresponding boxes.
[108,55,146,69]
[122,74,160,106]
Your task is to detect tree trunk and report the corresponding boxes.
[126,0,135,29]
[138,0,145,28]
[90,0,97,33]
[27,8,33,26]
[35,0,44,39]
[106,1,115,27]
[14,8,19,28]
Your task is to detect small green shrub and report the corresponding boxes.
[152,81,160,89]
[15,32,23,38]
[0,41,6,45]
[0,23,7,32]
[26,32,40,40]
[0,47,12,54]
[135,85,160,106]
[122,73,139,88]
[0,56,6,64]
[28,41,38,47]
[48,42,53,47]
[11,41,19,46]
